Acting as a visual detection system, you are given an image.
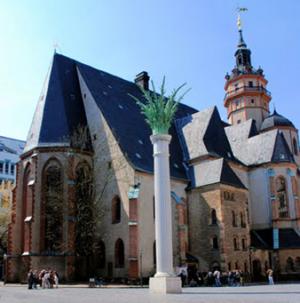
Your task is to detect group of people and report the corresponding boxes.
[178,267,275,287]
[27,269,59,289]
[181,269,248,287]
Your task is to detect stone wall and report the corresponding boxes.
[188,184,250,272]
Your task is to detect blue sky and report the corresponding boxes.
[0,0,299,140]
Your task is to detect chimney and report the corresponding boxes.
[134,71,150,90]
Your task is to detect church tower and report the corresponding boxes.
[224,16,271,129]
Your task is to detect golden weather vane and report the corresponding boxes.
[236,7,248,30]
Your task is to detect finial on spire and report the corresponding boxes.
[53,42,61,54]
[236,7,248,31]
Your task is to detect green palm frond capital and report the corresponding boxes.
[129,77,190,135]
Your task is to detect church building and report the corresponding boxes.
[7,23,300,282]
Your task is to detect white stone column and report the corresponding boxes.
[149,134,181,293]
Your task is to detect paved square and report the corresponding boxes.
[1,284,300,303]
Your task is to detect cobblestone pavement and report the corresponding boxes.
[0,284,300,303]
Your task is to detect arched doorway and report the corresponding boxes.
[252,259,262,281]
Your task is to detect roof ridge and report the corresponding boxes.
[0,135,25,142]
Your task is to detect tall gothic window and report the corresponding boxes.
[233,238,239,250]
[212,236,219,250]
[115,238,125,268]
[232,211,237,227]
[75,162,94,256]
[112,196,121,224]
[211,209,217,225]
[276,177,289,218]
[42,160,63,252]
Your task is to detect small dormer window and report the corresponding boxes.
[280,154,285,160]
[248,81,253,87]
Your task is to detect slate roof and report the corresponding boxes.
[76,58,198,180]
[175,106,234,162]
[251,228,300,249]
[24,54,91,153]
[25,53,295,183]
[261,109,295,132]
[26,53,197,179]
[225,120,294,166]
[192,158,246,189]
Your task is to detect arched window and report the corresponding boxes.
[286,257,295,272]
[232,211,237,227]
[211,209,217,225]
[153,241,156,266]
[276,177,289,218]
[42,160,63,252]
[112,196,121,224]
[293,138,298,155]
[240,212,246,228]
[115,238,125,268]
[235,261,239,270]
[242,238,247,250]
[75,162,94,256]
[233,238,239,250]
[212,236,219,250]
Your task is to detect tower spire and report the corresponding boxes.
[223,7,272,129]
[236,8,248,48]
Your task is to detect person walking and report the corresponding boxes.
[27,269,34,290]
[54,271,59,288]
[213,269,222,287]
[266,268,274,285]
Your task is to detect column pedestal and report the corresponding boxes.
[149,276,182,294]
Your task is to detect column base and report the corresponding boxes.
[149,276,182,294]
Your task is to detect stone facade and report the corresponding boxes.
[188,184,249,272]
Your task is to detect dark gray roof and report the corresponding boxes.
[260,109,295,132]
[76,59,197,180]
[38,54,197,180]
[191,158,246,189]
[251,228,300,249]
[24,54,91,153]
